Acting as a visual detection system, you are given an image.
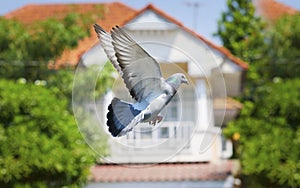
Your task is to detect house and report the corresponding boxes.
[5,2,247,186]
[80,4,247,164]
[254,0,298,22]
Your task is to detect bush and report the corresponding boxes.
[0,79,94,187]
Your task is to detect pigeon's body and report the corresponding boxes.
[142,82,176,122]
[94,24,188,137]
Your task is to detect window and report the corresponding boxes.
[165,94,179,121]
[159,127,169,138]
[140,127,152,139]
[221,134,227,151]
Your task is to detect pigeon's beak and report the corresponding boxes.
[183,78,189,85]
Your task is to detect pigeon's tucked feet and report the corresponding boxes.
[150,116,163,126]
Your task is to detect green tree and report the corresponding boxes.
[28,16,87,61]
[215,0,266,93]
[0,14,89,81]
[0,18,29,61]
[72,63,116,104]
[217,2,300,187]
[215,0,265,64]
[71,63,116,157]
[0,18,29,80]
[0,80,95,187]
[0,14,88,62]
[0,9,113,187]
[224,79,300,187]
[263,13,300,80]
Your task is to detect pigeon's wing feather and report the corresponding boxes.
[94,24,164,102]
[94,24,123,76]
[110,26,164,102]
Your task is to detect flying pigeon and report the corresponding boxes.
[94,24,189,137]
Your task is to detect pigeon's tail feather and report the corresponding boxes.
[107,98,143,137]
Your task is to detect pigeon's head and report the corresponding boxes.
[179,74,189,85]
[166,73,189,89]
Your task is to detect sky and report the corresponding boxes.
[1,0,299,45]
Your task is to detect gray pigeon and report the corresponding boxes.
[94,24,189,137]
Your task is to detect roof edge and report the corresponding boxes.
[121,4,248,70]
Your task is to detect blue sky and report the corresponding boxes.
[1,0,299,44]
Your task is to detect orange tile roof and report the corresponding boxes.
[90,161,233,182]
[56,2,137,68]
[5,2,248,70]
[214,97,243,110]
[123,4,249,70]
[256,0,298,22]
[4,2,137,29]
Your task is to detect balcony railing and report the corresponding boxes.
[110,121,195,155]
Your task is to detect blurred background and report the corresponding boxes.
[0,0,299,187]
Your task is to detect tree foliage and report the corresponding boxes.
[0,80,94,187]
[216,1,300,187]
[0,10,113,187]
[0,18,28,61]
[215,0,265,64]
[72,63,116,103]
[0,13,89,62]
[263,13,300,80]
[0,14,89,81]
[224,79,300,187]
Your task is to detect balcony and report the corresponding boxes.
[106,121,195,163]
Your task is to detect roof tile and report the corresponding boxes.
[256,0,298,22]
[214,97,243,110]
[5,2,248,70]
[90,161,233,182]
[123,4,249,70]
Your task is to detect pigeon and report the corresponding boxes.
[94,24,189,137]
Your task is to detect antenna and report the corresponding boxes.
[185,1,202,31]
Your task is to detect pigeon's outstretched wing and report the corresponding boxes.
[94,24,164,102]
[94,24,189,137]
[93,25,123,76]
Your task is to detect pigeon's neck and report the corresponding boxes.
[166,79,181,90]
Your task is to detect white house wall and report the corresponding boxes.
[124,27,220,78]
[126,10,178,30]
[123,26,243,98]
[80,43,107,66]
